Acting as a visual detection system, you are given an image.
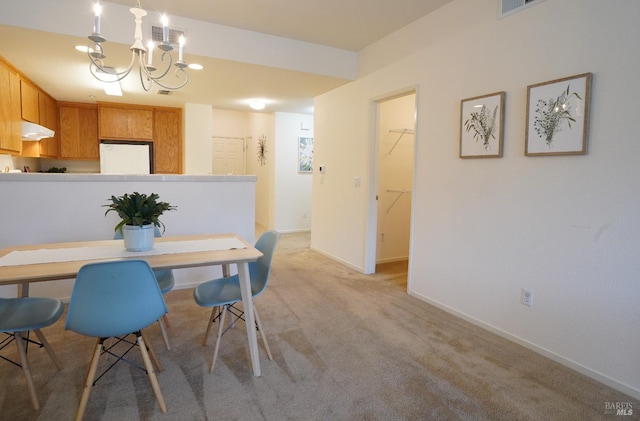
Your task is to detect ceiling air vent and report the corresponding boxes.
[157,90,172,95]
[499,0,546,18]
[151,26,185,45]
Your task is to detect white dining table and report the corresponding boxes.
[0,233,265,377]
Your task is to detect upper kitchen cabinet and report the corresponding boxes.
[98,105,153,141]
[20,79,39,124]
[0,60,22,154]
[59,102,99,160]
[38,94,59,158]
[153,107,182,174]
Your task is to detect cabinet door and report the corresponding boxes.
[0,63,22,154]
[60,105,99,159]
[99,106,153,140]
[39,95,59,158]
[153,108,182,174]
[20,79,39,123]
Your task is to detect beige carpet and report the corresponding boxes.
[1,232,637,420]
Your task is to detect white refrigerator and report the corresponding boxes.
[99,142,153,174]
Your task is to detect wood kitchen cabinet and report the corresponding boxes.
[153,107,182,174]
[59,102,99,160]
[99,105,153,141]
[20,79,40,124]
[38,94,59,158]
[0,60,22,154]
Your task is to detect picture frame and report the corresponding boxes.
[459,91,505,158]
[525,73,591,156]
[298,136,313,173]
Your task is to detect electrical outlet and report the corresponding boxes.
[521,289,534,307]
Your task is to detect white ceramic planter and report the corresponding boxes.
[122,224,155,251]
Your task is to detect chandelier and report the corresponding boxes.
[87,1,190,91]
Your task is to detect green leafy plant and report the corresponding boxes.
[104,192,176,233]
[464,105,498,150]
[533,85,582,147]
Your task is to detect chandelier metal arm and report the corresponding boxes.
[86,1,191,93]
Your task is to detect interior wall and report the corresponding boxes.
[249,113,276,229]
[376,94,414,264]
[184,103,214,174]
[274,112,314,232]
[312,0,640,398]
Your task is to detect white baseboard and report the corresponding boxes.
[309,245,365,273]
[409,290,640,400]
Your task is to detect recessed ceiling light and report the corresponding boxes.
[249,100,266,110]
[188,63,203,70]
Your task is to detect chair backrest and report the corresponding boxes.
[248,230,281,297]
[65,260,167,338]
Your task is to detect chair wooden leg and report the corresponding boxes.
[141,330,163,373]
[162,314,171,328]
[14,332,39,410]
[76,339,103,421]
[202,307,219,346]
[253,306,273,361]
[137,334,167,413]
[210,305,227,373]
[33,329,63,370]
[157,318,171,350]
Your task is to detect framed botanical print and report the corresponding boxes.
[525,73,591,156]
[460,92,505,158]
[298,137,313,172]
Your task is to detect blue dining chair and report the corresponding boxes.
[0,296,64,410]
[65,260,168,420]
[114,226,174,350]
[193,230,280,372]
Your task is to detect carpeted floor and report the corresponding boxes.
[1,232,637,420]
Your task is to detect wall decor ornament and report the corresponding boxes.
[525,73,591,156]
[459,92,505,158]
[298,137,313,173]
[257,134,267,166]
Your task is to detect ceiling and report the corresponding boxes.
[0,0,452,114]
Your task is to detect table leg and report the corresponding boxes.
[237,261,260,377]
[18,282,30,298]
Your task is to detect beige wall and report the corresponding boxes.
[312,0,640,398]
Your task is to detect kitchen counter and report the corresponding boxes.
[0,173,256,182]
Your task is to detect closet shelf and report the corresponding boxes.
[385,189,412,213]
[387,128,415,154]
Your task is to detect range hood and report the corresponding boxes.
[21,121,55,141]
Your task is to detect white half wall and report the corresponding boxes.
[0,174,256,300]
[312,0,640,399]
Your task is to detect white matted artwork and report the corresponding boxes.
[525,73,591,156]
[298,137,313,172]
[459,92,505,158]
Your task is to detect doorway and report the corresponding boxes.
[365,91,417,283]
[212,136,246,175]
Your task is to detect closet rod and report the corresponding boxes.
[385,189,411,213]
[387,128,414,154]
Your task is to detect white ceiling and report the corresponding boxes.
[0,0,452,114]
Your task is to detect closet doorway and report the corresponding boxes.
[365,91,416,284]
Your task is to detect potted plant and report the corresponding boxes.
[104,192,176,251]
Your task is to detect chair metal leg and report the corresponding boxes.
[137,334,167,413]
[14,332,39,410]
[76,338,103,421]
[253,306,273,361]
[202,306,219,346]
[157,318,171,350]
[33,329,63,370]
[210,305,227,373]
[141,330,163,373]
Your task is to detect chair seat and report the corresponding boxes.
[0,297,64,332]
[154,269,175,294]
[194,275,242,307]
